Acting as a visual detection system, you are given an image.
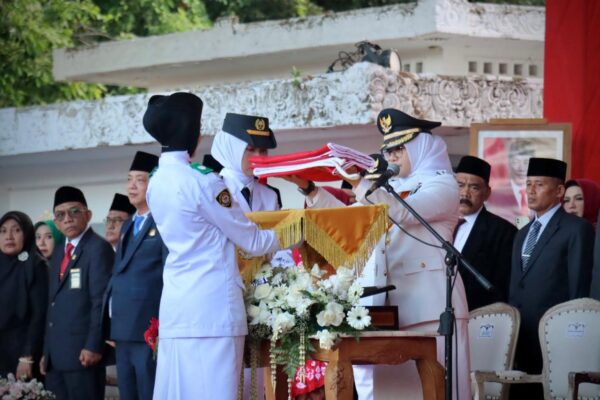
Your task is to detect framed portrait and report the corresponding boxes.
[469,119,572,226]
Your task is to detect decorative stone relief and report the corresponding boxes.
[435,0,544,40]
[0,63,542,157]
[366,65,543,127]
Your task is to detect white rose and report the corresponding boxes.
[312,329,338,350]
[254,284,272,300]
[346,306,371,330]
[316,302,345,327]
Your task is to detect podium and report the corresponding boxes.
[257,331,444,400]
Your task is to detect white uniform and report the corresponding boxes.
[147,151,280,400]
[307,173,471,400]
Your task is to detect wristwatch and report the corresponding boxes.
[297,180,316,196]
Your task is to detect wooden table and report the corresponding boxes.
[260,331,444,400]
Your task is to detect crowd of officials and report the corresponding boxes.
[1,93,599,400]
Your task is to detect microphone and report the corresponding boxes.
[365,160,400,197]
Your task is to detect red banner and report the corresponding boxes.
[544,0,600,182]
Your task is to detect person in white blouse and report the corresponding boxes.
[142,93,281,400]
[287,109,471,400]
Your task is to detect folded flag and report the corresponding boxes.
[250,143,375,182]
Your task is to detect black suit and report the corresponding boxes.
[509,206,594,399]
[44,228,114,400]
[457,206,516,310]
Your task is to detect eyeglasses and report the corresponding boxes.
[54,207,86,221]
[104,217,125,225]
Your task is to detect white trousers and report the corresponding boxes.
[153,336,245,400]
[354,319,471,400]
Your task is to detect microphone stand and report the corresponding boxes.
[378,181,493,400]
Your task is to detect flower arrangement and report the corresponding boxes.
[245,263,371,394]
[143,317,159,360]
[0,374,55,400]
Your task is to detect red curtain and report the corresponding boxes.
[544,0,600,182]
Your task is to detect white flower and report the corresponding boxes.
[312,329,338,350]
[316,302,345,327]
[255,263,273,280]
[17,251,29,262]
[346,306,371,330]
[247,304,260,319]
[267,286,287,309]
[333,266,355,294]
[254,284,272,300]
[273,312,296,340]
[310,264,326,278]
[271,272,285,285]
[347,282,364,304]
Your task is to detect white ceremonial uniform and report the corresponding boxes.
[147,151,280,400]
[211,130,292,399]
[307,173,471,400]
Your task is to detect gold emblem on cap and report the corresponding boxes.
[149,228,156,237]
[247,118,270,136]
[379,114,392,134]
[255,118,266,131]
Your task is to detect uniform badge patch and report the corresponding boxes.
[216,189,232,208]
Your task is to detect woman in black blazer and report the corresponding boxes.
[0,211,48,380]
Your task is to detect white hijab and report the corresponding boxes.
[389,133,452,192]
[211,130,280,213]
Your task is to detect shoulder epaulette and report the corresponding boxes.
[190,162,213,175]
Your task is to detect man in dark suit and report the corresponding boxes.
[41,186,114,400]
[509,158,594,399]
[454,156,516,311]
[104,151,165,400]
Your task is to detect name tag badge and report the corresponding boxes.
[70,268,81,289]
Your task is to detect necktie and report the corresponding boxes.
[452,218,466,242]
[59,243,74,280]
[133,215,143,236]
[241,187,252,209]
[521,220,541,271]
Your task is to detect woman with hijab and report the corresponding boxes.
[563,178,600,229]
[287,109,470,400]
[211,113,281,214]
[0,211,48,380]
[34,220,64,260]
[212,113,300,399]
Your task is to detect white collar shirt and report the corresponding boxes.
[520,202,562,254]
[65,226,89,251]
[453,206,483,253]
